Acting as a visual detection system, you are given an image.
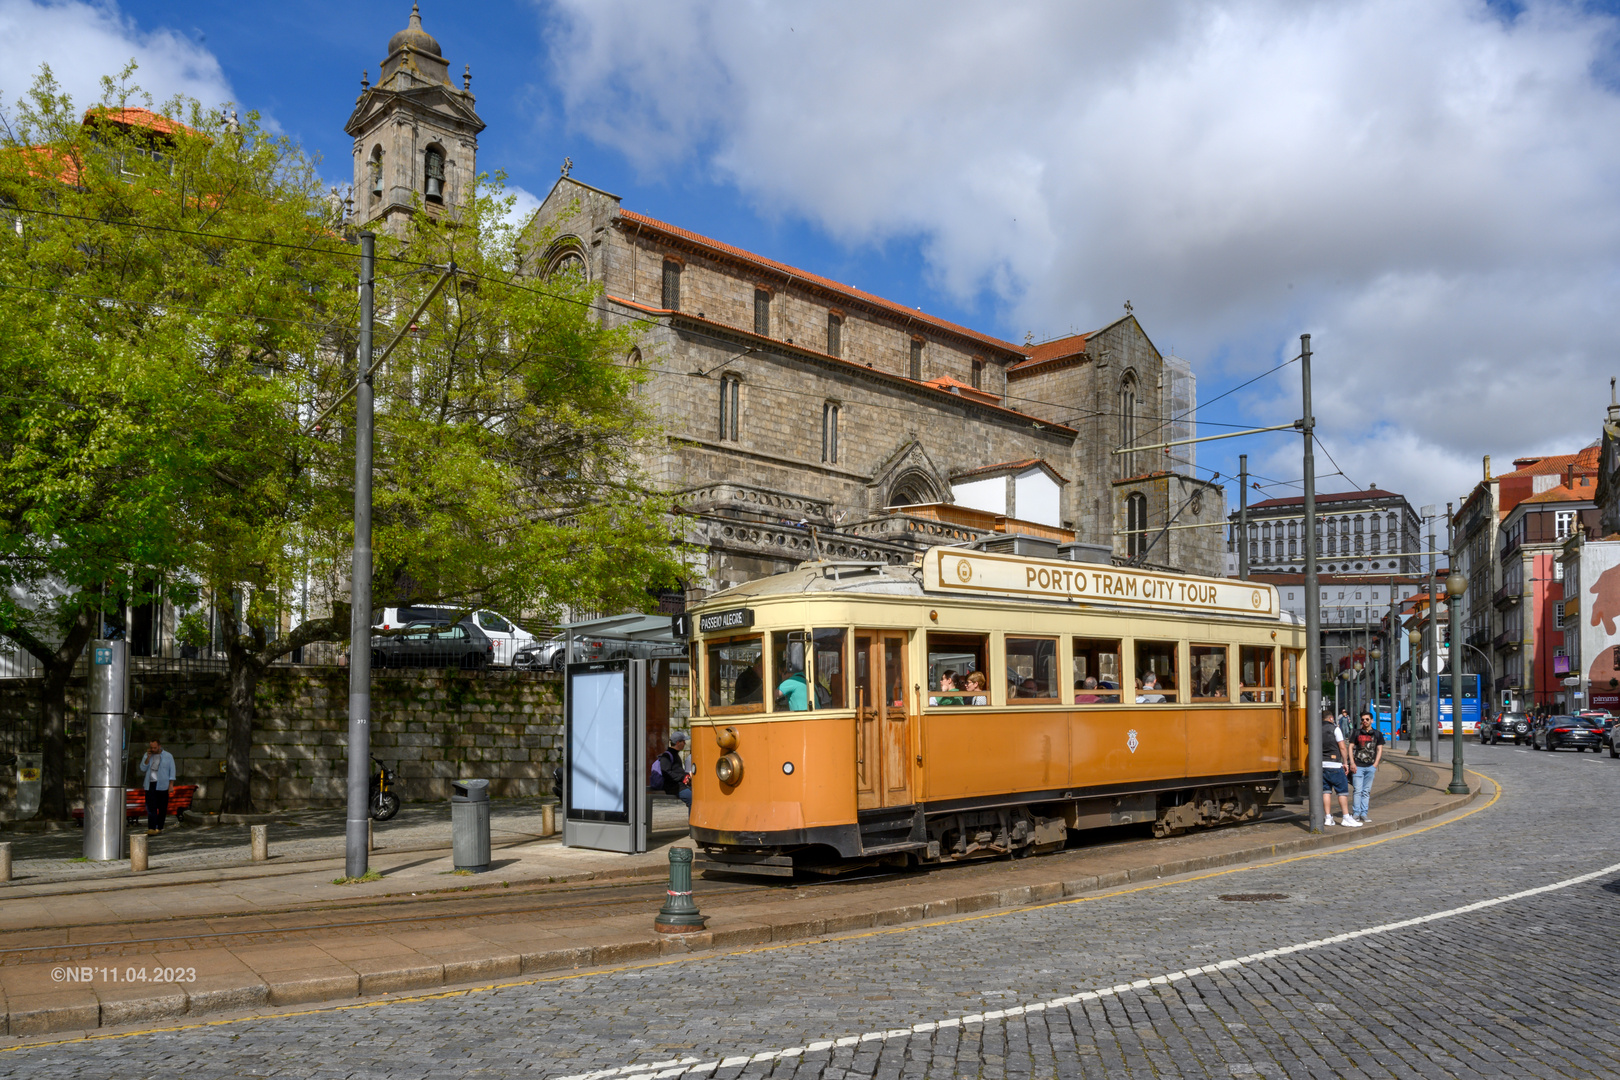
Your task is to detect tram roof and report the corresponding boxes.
[698,559,1302,624]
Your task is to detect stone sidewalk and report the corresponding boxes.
[0,759,1481,1041]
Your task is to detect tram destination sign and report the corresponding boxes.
[926,547,1278,618]
[695,607,755,634]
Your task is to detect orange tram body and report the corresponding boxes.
[686,546,1309,876]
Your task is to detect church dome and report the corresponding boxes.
[388,4,442,57]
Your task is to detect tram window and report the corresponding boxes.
[1134,640,1178,703]
[707,636,764,711]
[1072,637,1121,703]
[1240,646,1276,702]
[926,632,987,706]
[812,628,848,709]
[771,630,811,711]
[1006,637,1059,700]
[1190,644,1230,702]
[1287,652,1299,704]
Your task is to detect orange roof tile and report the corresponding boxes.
[82,106,192,138]
[923,373,1004,406]
[1520,483,1595,505]
[617,210,1024,359]
[1009,332,1088,372]
[1504,446,1600,476]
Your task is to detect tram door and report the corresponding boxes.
[853,632,913,809]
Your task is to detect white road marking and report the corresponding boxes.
[551,858,1620,1080]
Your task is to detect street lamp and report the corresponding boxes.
[1407,627,1423,755]
[1445,552,1470,795]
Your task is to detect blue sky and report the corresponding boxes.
[5,0,1620,516]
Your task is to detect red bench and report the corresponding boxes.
[72,784,199,824]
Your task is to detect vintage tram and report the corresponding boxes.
[685,545,1308,876]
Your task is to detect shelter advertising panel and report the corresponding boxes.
[563,658,650,853]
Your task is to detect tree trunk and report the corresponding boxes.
[220,647,264,815]
[20,608,95,820]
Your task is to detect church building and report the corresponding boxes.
[347,8,1227,603]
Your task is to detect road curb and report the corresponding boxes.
[1,762,1482,1041]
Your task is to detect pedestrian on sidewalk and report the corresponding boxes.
[1321,711,1360,827]
[136,739,177,835]
[1350,712,1385,823]
[652,731,692,810]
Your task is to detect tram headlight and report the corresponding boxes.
[716,752,744,786]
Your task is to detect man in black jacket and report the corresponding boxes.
[653,731,692,809]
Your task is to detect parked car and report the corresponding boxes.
[1532,714,1605,752]
[372,620,494,669]
[1578,710,1613,745]
[1481,711,1531,745]
[372,606,534,666]
[514,635,685,672]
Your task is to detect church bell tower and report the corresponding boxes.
[345,5,485,233]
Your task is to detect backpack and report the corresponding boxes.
[1321,719,1343,763]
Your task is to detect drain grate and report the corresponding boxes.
[1218,893,1289,902]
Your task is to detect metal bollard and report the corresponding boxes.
[0,841,10,884]
[130,833,148,872]
[541,803,555,838]
[653,847,707,934]
[250,823,269,861]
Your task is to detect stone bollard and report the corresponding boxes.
[653,847,707,934]
[129,832,148,873]
[541,803,556,838]
[250,823,269,862]
[0,841,10,884]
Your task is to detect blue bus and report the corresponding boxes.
[1437,673,1481,736]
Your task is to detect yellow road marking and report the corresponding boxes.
[2,766,1501,1052]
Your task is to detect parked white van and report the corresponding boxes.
[371,607,536,667]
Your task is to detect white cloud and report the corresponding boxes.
[541,0,1620,512]
[0,0,234,121]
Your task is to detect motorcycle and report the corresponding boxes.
[370,758,401,821]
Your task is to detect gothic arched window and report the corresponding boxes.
[1126,492,1148,559]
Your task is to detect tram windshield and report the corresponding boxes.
[707,636,764,710]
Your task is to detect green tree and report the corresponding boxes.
[0,66,355,816]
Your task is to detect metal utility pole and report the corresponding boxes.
[1426,508,1440,763]
[1301,334,1323,832]
[1388,576,1398,740]
[1238,453,1249,580]
[1446,504,1470,794]
[345,232,376,880]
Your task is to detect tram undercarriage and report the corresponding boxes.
[695,775,1295,878]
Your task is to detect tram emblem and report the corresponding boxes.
[1251,590,1263,609]
[956,559,974,583]
[1126,729,1139,754]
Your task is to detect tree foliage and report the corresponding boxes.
[0,65,688,816]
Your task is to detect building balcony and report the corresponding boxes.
[1493,631,1520,652]
[1466,628,1490,649]
[1493,583,1519,608]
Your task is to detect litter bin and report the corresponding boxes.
[451,779,491,872]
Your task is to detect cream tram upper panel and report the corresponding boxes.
[924,547,1278,619]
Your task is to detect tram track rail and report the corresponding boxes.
[3,764,1432,966]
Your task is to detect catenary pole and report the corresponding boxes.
[1388,576,1398,740]
[345,232,375,880]
[1238,454,1249,580]
[1428,511,1440,763]
[1447,504,1470,794]
[1301,334,1323,832]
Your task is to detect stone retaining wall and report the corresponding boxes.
[0,667,690,813]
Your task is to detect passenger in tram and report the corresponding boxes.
[965,670,988,705]
[777,642,811,711]
[930,670,964,707]
[1136,671,1167,704]
[1202,665,1227,699]
[1076,676,1100,704]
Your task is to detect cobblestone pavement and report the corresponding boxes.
[3,796,693,883]
[7,742,1618,1079]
